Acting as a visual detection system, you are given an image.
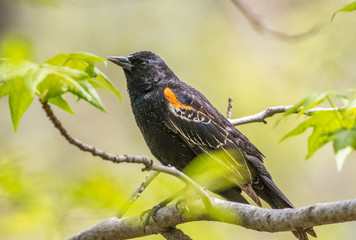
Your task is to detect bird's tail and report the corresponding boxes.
[253,174,317,240]
[292,228,317,240]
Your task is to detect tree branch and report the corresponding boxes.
[230,0,322,41]
[230,105,292,125]
[40,100,211,206]
[66,197,356,240]
[229,105,343,126]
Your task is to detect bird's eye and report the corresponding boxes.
[139,61,148,69]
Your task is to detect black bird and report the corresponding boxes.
[108,51,316,240]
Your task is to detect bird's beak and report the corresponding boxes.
[107,56,133,71]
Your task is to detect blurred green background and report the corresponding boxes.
[1,0,356,239]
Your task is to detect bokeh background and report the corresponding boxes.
[1,0,356,239]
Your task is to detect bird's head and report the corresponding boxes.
[108,51,175,94]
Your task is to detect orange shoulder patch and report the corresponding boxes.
[164,87,193,110]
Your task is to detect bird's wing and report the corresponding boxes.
[163,86,261,206]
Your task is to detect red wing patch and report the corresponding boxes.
[164,87,211,125]
[164,87,193,110]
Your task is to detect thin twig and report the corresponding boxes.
[227,97,233,119]
[229,105,343,126]
[41,100,154,169]
[118,171,160,218]
[230,0,322,41]
[230,105,292,125]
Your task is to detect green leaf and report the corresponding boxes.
[44,52,119,104]
[51,52,120,100]
[94,67,121,100]
[36,64,90,100]
[346,95,356,113]
[281,111,344,159]
[74,80,106,112]
[335,146,353,171]
[48,95,74,115]
[284,91,331,116]
[36,64,106,111]
[280,117,311,141]
[68,52,105,65]
[46,52,105,73]
[45,53,69,66]
[281,88,356,164]
[8,78,35,132]
[0,60,39,131]
[331,2,356,22]
[1,52,120,130]
[332,126,356,170]
[332,127,356,152]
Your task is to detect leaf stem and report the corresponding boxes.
[326,96,345,128]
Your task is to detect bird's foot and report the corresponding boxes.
[140,199,170,233]
[175,195,203,222]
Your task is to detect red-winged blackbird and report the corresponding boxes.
[108,51,316,240]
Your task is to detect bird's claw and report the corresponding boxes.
[175,196,200,222]
[140,202,167,233]
[140,209,153,233]
[175,199,189,222]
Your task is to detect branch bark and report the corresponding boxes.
[229,105,343,126]
[230,105,292,125]
[67,197,356,240]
